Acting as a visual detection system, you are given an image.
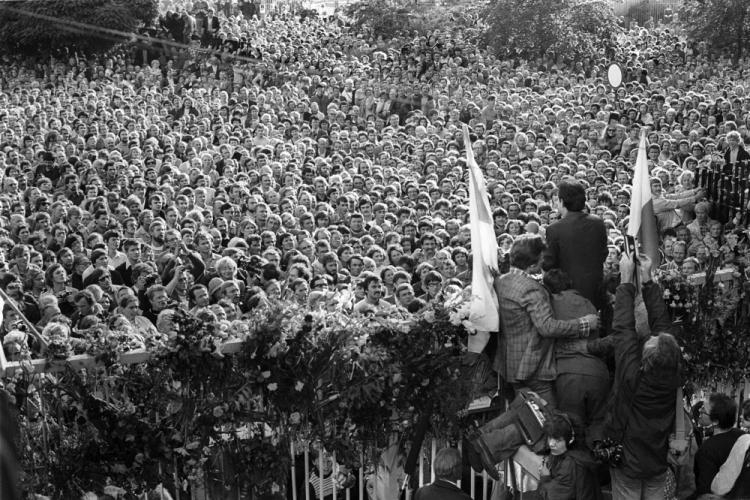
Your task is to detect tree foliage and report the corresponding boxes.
[344,0,484,41]
[679,0,750,61]
[483,0,622,62]
[344,0,413,40]
[0,0,159,56]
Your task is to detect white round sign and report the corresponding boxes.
[608,63,623,88]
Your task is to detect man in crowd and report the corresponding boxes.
[543,178,608,310]
[600,254,682,499]
[694,393,746,497]
[413,448,470,500]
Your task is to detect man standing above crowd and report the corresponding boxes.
[543,178,608,311]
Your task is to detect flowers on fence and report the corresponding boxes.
[656,258,750,386]
[2,296,473,499]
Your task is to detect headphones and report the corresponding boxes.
[559,412,576,447]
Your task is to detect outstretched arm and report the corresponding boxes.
[637,255,672,334]
[521,285,597,339]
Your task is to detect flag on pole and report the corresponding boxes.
[628,131,660,267]
[463,125,499,353]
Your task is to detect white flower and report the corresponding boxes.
[461,319,477,333]
[295,381,305,391]
[448,311,463,326]
[261,370,271,379]
[267,382,278,391]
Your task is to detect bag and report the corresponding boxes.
[514,392,547,450]
[668,387,692,468]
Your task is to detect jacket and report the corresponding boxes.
[537,449,604,500]
[414,479,471,500]
[543,211,608,310]
[494,269,586,383]
[604,281,681,480]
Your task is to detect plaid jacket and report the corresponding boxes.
[495,268,587,383]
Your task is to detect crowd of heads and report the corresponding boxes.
[1,0,750,352]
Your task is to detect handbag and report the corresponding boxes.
[515,392,547,449]
[668,386,692,467]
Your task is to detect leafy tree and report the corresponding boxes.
[483,0,622,62]
[344,0,485,41]
[344,0,413,40]
[679,0,750,61]
[0,0,159,56]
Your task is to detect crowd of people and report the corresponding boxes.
[2,0,750,498]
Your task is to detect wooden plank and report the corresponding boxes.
[2,338,246,377]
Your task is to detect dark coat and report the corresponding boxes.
[543,211,608,310]
[536,449,603,500]
[603,282,681,480]
[414,479,471,500]
[723,146,750,166]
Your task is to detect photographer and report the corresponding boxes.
[597,254,682,499]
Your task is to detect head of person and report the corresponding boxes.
[362,274,383,302]
[557,178,586,212]
[707,392,738,431]
[642,331,681,374]
[147,284,169,313]
[433,447,462,482]
[543,269,572,294]
[727,130,742,150]
[509,234,546,273]
[544,412,578,456]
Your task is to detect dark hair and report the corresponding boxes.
[543,269,572,294]
[558,178,586,212]
[361,274,381,291]
[543,412,578,448]
[708,393,738,430]
[509,234,546,270]
[642,332,681,373]
[742,399,750,422]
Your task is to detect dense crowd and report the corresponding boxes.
[2,1,750,499]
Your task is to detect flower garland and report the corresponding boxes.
[2,296,473,499]
[656,257,750,386]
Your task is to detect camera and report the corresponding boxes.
[592,439,623,466]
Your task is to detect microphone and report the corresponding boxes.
[400,413,431,496]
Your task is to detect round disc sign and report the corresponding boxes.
[608,63,623,88]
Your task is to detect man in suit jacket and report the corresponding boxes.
[543,178,608,311]
[414,448,470,500]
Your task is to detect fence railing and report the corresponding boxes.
[2,334,543,500]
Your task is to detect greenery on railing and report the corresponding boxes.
[2,297,472,498]
[4,264,750,498]
[657,257,750,387]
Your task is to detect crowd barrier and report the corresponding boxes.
[1,332,542,500]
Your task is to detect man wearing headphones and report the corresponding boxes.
[535,412,602,499]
